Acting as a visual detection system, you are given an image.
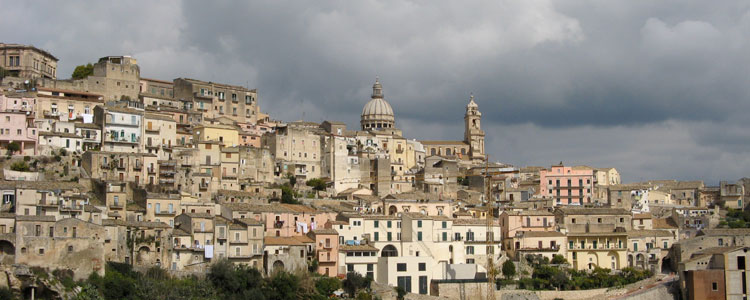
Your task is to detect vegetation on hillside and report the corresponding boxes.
[12,260,375,300]
[509,254,653,291]
[719,208,750,228]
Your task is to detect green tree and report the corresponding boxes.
[6,141,20,155]
[287,173,297,186]
[280,185,299,204]
[72,63,94,79]
[208,259,264,299]
[306,178,327,191]
[502,260,516,279]
[550,254,568,265]
[266,271,299,300]
[343,272,371,298]
[315,277,341,296]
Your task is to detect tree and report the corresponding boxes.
[72,63,94,79]
[343,272,371,298]
[306,178,327,191]
[280,185,299,204]
[6,141,20,155]
[502,260,516,279]
[287,173,297,186]
[551,254,568,265]
[267,271,299,300]
[0,287,16,300]
[315,277,341,296]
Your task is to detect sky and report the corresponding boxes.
[3,0,750,184]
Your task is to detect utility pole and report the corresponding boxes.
[485,156,496,300]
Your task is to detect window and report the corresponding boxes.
[49,227,54,237]
[374,232,379,241]
[68,245,73,253]
[442,221,447,228]
[738,256,746,270]
[466,246,475,255]
[387,221,392,228]
[418,263,426,271]
[719,238,724,246]
[39,248,45,255]
[387,232,392,241]
[442,232,447,241]
[417,220,422,228]
[347,264,354,272]
[397,263,407,271]
[374,221,379,228]
[712,282,718,291]
[417,232,422,241]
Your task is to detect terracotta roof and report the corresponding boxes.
[106,105,143,115]
[126,221,171,229]
[503,210,554,216]
[628,230,674,238]
[633,213,652,219]
[452,219,488,225]
[340,244,379,251]
[264,236,309,246]
[0,181,82,190]
[517,231,565,238]
[310,228,338,235]
[39,131,81,138]
[556,207,631,216]
[74,123,101,129]
[182,213,214,219]
[235,218,263,226]
[653,217,679,230]
[16,215,55,222]
[699,228,750,236]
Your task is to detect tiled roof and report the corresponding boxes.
[628,230,673,238]
[310,228,338,235]
[556,207,631,216]
[340,244,379,251]
[653,217,679,230]
[16,215,56,222]
[0,181,83,190]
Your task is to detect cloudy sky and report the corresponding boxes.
[3,0,750,184]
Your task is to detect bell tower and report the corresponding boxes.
[464,94,485,162]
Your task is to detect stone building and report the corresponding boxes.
[263,121,324,182]
[81,151,159,186]
[95,104,144,153]
[40,56,141,102]
[173,78,259,125]
[555,207,631,270]
[0,43,58,79]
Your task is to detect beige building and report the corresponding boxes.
[143,112,177,160]
[263,121,324,181]
[556,207,631,270]
[0,43,58,79]
[81,151,159,185]
[173,78,260,125]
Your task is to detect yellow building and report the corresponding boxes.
[193,123,240,147]
[556,207,631,270]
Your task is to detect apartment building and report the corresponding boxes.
[540,164,595,206]
[173,78,259,125]
[95,105,144,153]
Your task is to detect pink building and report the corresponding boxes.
[499,210,556,240]
[539,164,594,206]
[0,94,37,155]
[308,228,340,277]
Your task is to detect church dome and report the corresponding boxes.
[362,98,394,117]
[361,78,395,130]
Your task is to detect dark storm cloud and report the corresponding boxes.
[2,0,750,183]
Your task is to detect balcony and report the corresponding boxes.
[199,183,209,190]
[105,136,141,144]
[160,161,176,167]
[147,168,156,174]
[230,240,246,245]
[222,174,237,180]
[37,200,59,207]
[145,144,159,150]
[160,170,175,176]
[159,178,175,184]
[217,232,226,240]
[133,164,142,170]
[109,203,124,209]
[162,144,173,151]
[273,221,284,229]
[145,127,160,134]
[155,211,176,216]
[60,203,84,211]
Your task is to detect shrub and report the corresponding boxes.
[502,260,516,279]
[23,156,30,161]
[54,155,62,162]
[10,161,30,172]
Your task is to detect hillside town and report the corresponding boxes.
[1,42,749,300]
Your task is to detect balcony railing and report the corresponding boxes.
[147,168,156,174]
[274,221,284,229]
[199,183,209,190]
